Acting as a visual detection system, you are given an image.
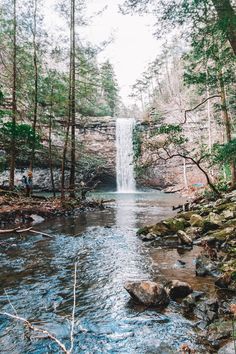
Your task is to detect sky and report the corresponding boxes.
[45,0,161,105]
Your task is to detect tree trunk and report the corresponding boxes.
[69,0,76,198]
[218,69,236,187]
[212,0,236,55]
[49,87,55,197]
[30,0,38,172]
[9,0,17,189]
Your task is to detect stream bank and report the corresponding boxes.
[137,190,236,352]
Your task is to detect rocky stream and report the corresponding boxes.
[0,190,236,353]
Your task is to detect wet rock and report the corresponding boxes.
[222,209,235,220]
[195,255,221,277]
[137,226,150,236]
[177,211,195,221]
[194,298,219,323]
[218,341,235,353]
[201,220,220,234]
[208,320,232,346]
[182,291,205,313]
[208,227,235,242]
[175,259,186,268]
[166,280,193,300]
[215,273,232,289]
[207,212,223,225]
[149,222,169,236]
[185,227,200,240]
[190,214,204,227]
[162,218,188,233]
[30,214,45,224]
[124,280,170,307]
[146,343,175,354]
[177,230,193,246]
[139,233,156,242]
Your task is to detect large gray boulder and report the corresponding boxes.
[124,280,170,307]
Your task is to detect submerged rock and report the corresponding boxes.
[124,280,170,307]
[182,291,205,313]
[196,254,221,277]
[166,280,193,300]
[138,233,156,242]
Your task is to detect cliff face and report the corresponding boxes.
[0,116,218,192]
[134,116,221,193]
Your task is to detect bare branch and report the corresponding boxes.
[182,95,221,124]
[0,312,69,354]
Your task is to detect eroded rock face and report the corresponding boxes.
[166,280,193,300]
[124,281,170,306]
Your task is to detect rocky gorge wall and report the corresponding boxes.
[0,116,215,193]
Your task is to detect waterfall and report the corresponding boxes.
[116,118,136,192]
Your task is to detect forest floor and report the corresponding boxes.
[0,191,105,228]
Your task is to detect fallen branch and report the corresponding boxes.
[0,312,69,354]
[16,227,33,233]
[1,262,78,353]
[0,227,20,234]
[30,230,54,239]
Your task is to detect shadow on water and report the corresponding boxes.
[0,191,209,353]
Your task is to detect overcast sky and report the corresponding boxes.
[46,0,160,104]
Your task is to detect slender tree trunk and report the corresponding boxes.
[218,69,236,187]
[69,0,76,198]
[61,3,72,201]
[183,158,188,189]
[9,0,17,189]
[212,0,236,55]
[49,87,55,197]
[30,0,38,172]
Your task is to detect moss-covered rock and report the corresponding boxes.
[215,202,236,213]
[137,226,150,236]
[190,214,204,227]
[163,217,188,233]
[208,227,235,241]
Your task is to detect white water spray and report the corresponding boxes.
[116,118,136,192]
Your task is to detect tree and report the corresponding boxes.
[122,0,236,56]
[9,0,17,189]
[100,60,119,117]
[212,0,236,55]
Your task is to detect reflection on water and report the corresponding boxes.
[0,191,209,353]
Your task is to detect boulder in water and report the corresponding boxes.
[166,280,193,300]
[196,254,220,277]
[177,230,193,246]
[124,280,170,307]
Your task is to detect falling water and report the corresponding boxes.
[116,118,136,192]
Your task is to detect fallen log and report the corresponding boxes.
[0,227,54,239]
[0,227,20,234]
[16,227,33,233]
[30,230,54,239]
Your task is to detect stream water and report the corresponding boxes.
[0,191,214,353]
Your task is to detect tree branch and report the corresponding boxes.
[182,95,221,124]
